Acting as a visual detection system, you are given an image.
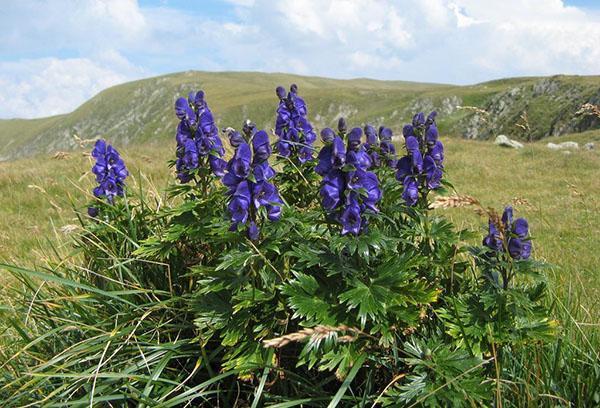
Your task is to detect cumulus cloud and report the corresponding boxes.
[0,56,143,118]
[1,0,599,118]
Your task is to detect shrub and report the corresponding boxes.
[0,86,565,406]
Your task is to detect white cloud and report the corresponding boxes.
[0,56,142,119]
[1,0,600,118]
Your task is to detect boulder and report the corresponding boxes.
[584,142,595,150]
[494,135,524,149]
[547,141,579,151]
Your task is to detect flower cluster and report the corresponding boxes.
[484,206,532,259]
[174,90,226,182]
[395,112,444,206]
[223,124,283,240]
[363,124,397,168]
[316,118,381,235]
[274,84,317,163]
[88,139,128,216]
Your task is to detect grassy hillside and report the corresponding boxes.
[1,71,599,160]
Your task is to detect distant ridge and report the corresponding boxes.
[1,71,599,160]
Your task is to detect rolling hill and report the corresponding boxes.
[1,71,599,161]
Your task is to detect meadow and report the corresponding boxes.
[0,124,598,405]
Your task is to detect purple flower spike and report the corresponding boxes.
[274,84,315,162]
[174,90,227,181]
[484,206,532,260]
[91,139,128,204]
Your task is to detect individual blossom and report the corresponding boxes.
[274,84,317,163]
[483,206,532,259]
[395,111,444,206]
[316,118,382,235]
[223,126,283,240]
[174,90,226,182]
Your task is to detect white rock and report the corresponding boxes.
[584,142,595,150]
[494,135,524,149]
[547,141,579,150]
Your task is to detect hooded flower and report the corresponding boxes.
[174,90,226,182]
[91,139,128,204]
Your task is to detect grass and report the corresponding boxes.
[0,129,599,405]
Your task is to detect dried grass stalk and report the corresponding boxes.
[263,325,360,349]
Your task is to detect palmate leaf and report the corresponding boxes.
[339,281,388,327]
[281,273,335,324]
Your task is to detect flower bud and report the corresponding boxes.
[275,86,286,100]
[320,128,335,143]
[338,117,347,134]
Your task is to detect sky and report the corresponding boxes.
[1,0,599,119]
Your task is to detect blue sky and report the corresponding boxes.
[1,0,599,119]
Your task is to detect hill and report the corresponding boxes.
[0,71,599,161]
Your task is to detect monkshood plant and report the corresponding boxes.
[0,94,560,407]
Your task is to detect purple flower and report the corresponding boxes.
[321,128,335,143]
[347,170,381,212]
[428,140,444,166]
[273,84,315,163]
[224,127,283,240]
[252,130,272,163]
[484,206,532,260]
[317,120,381,235]
[347,127,363,150]
[253,161,276,182]
[395,112,444,206]
[320,170,344,211]
[174,91,226,181]
[252,181,278,209]
[402,177,419,206]
[315,143,333,176]
[91,139,128,204]
[340,197,362,236]
[426,123,439,146]
[346,149,372,171]
[424,156,442,189]
[87,207,99,218]
[332,136,346,168]
[412,112,426,127]
[248,222,260,240]
[338,117,347,134]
